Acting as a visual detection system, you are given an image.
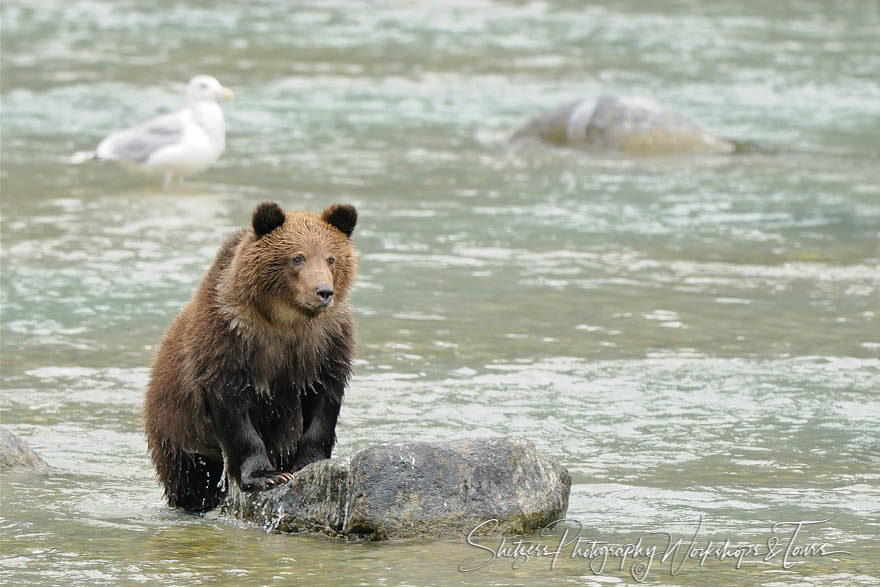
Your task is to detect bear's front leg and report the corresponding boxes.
[290,382,342,472]
[206,393,294,491]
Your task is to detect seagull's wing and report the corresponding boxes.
[96,111,187,163]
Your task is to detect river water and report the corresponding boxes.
[2,1,879,585]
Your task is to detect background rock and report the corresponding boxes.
[0,427,49,471]
[224,436,570,541]
[512,95,735,155]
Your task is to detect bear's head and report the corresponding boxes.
[225,201,358,324]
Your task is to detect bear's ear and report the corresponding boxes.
[321,204,357,238]
[252,201,285,238]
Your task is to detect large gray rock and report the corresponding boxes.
[223,436,570,541]
[0,427,49,471]
[512,95,735,155]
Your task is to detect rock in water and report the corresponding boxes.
[223,437,571,541]
[512,95,735,155]
[0,427,49,471]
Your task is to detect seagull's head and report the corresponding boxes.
[187,75,234,103]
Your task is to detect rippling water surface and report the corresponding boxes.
[2,1,879,584]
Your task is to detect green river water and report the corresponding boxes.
[1,1,879,585]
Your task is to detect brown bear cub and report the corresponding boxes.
[145,201,358,511]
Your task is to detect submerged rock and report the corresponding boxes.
[223,436,570,541]
[0,427,49,471]
[512,95,735,155]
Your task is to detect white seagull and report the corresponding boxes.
[74,75,233,189]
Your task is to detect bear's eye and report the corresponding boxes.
[328,256,335,266]
[292,255,306,266]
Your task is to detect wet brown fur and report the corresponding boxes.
[144,202,357,511]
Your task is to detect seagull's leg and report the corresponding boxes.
[163,172,174,191]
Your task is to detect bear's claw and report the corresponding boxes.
[264,471,295,488]
[242,470,297,491]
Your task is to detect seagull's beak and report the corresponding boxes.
[218,86,234,100]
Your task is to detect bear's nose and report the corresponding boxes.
[316,285,334,305]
